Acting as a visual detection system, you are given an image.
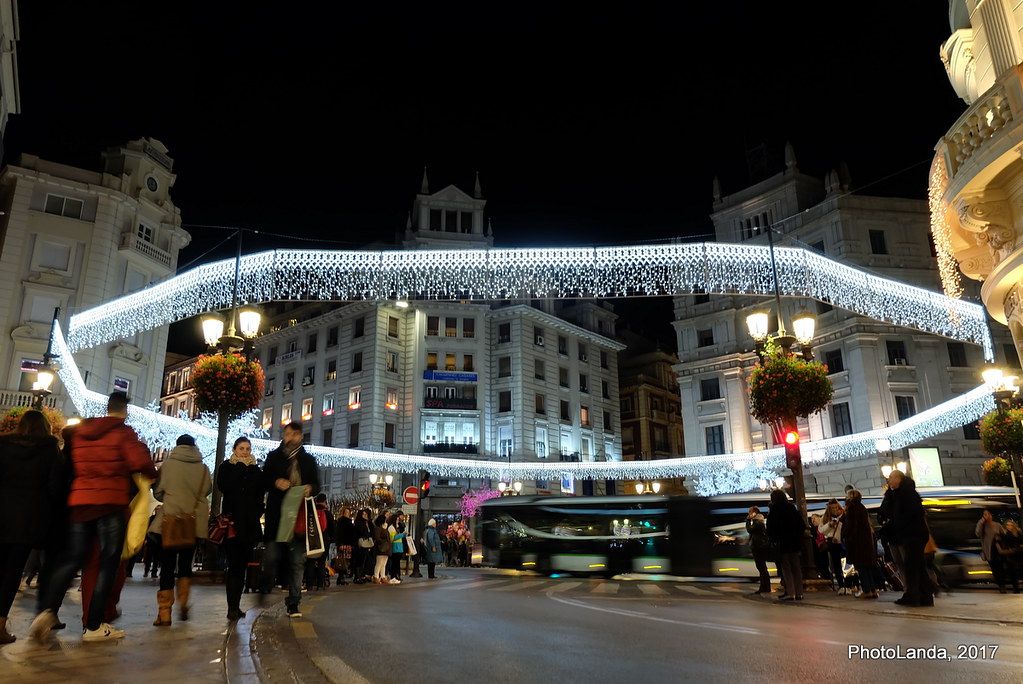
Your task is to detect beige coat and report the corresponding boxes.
[149,445,212,539]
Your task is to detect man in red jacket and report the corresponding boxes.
[30,392,156,642]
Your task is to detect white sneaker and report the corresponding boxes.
[82,623,125,642]
[29,610,57,642]
[388,578,401,585]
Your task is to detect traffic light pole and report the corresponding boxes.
[785,430,820,583]
[410,469,428,578]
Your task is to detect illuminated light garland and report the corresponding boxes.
[929,154,964,299]
[52,322,995,495]
[66,243,993,360]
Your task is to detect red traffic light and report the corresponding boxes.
[784,430,799,445]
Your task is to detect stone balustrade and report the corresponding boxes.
[942,83,1014,178]
[0,389,60,409]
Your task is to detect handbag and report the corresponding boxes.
[358,537,374,549]
[305,497,326,558]
[406,536,418,557]
[208,513,237,545]
[122,473,154,560]
[162,512,197,550]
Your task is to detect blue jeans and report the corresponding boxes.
[263,537,306,610]
[42,513,126,631]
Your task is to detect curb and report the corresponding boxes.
[740,592,1023,626]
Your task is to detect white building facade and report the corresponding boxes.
[252,179,624,499]
[0,138,191,412]
[674,152,1014,494]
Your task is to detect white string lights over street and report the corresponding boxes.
[66,243,993,359]
[51,320,996,496]
[928,155,965,300]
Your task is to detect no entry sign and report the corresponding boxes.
[403,486,420,505]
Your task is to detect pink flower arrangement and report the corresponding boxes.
[460,488,502,518]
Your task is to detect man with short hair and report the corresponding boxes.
[261,422,320,618]
[888,470,934,607]
[31,392,156,641]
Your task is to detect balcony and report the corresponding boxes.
[940,81,1014,184]
[423,443,479,455]
[423,397,477,410]
[119,231,171,268]
[0,390,60,410]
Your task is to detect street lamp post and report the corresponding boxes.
[981,365,1023,508]
[31,307,62,411]
[634,481,661,495]
[200,229,261,516]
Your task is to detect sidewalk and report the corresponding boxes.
[748,586,1023,625]
[1,573,261,683]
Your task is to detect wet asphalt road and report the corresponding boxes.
[287,570,1023,683]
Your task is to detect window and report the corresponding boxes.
[535,393,546,414]
[700,378,721,401]
[463,318,475,338]
[579,374,589,393]
[352,351,363,372]
[281,403,292,425]
[534,359,545,380]
[386,351,398,373]
[444,386,456,399]
[602,380,610,399]
[493,356,510,378]
[600,351,609,369]
[463,354,474,372]
[38,240,71,271]
[580,405,590,427]
[353,316,365,338]
[534,326,545,346]
[498,323,511,343]
[824,349,844,374]
[265,376,275,396]
[301,398,313,420]
[261,408,273,430]
[560,400,571,422]
[445,353,456,371]
[499,426,513,458]
[895,395,916,421]
[598,320,607,334]
[348,386,362,408]
[426,352,438,370]
[44,194,84,219]
[1006,344,1022,369]
[322,392,335,415]
[603,410,612,432]
[559,367,569,388]
[385,423,396,448]
[386,388,398,409]
[869,230,888,255]
[817,296,833,314]
[322,428,333,446]
[137,223,154,243]
[705,425,725,455]
[886,340,908,366]
[620,397,633,414]
[446,209,458,232]
[285,371,294,391]
[114,377,131,394]
[536,427,548,458]
[499,391,512,413]
[301,365,314,386]
[426,386,439,399]
[430,209,442,230]
[578,343,588,362]
[180,367,190,388]
[268,345,278,366]
[288,339,298,353]
[348,422,360,448]
[558,336,568,355]
[327,326,338,348]
[831,402,852,437]
[307,333,317,353]
[947,342,968,368]
[326,359,337,381]
[388,316,399,339]
[697,328,715,347]
[427,316,439,336]
[444,317,457,337]
[963,421,981,440]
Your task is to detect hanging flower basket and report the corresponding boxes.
[982,456,1013,487]
[749,348,832,434]
[191,353,265,418]
[979,408,1023,458]
[0,405,66,437]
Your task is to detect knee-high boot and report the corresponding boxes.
[153,589,173,627]
[176,577,191,621]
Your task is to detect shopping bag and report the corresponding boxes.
[276,487,305,542]
[406,536,418,557]
[305,496,326,558]
[122,473,153,560]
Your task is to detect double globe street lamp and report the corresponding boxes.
[635,481,661,495]
[497,480,523,496]
[981,364,1023,493]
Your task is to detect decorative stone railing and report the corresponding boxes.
[0,390,60,410]
[119,231,172,269]
[941,83,1014,178]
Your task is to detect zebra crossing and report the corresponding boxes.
[386,576,759,599]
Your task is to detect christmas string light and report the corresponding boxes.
[51,322,995,495]
[928,154,964,299]
[66,243,993,359]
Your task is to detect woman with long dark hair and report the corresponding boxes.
[352,509,373,584]
[372,514,392,584]
[0,410,63,644]
[217,437,266,620]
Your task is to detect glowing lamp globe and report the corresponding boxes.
[792,310,816,345]
[982,365,1004,387]
[746,311,770,341]
[238,306,262,339]
[35,368,55,392]
[201,313,225,347]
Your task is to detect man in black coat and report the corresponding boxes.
[260,422,320,618]
[887,471,933,607]
[767,489,806,600]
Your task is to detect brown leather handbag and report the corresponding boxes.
[161,512,197,550]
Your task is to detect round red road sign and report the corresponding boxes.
[403,486,419,505]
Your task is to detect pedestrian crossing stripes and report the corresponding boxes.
[592,582,620,594]
[637,583,669,595]
[672,585,717,595]
[382,576,756,598]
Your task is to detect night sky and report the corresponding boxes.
[4,2,965,353]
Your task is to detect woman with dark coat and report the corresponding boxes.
[841,489,878,599]
[334,508,356,585]
[745,506,772,594]
[0,410,63,644]
[352,509,374,584]
[766,488,805,601]
[217,437,267,620]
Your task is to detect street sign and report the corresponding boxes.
[403,486,420,505]
[402,503,417,515]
